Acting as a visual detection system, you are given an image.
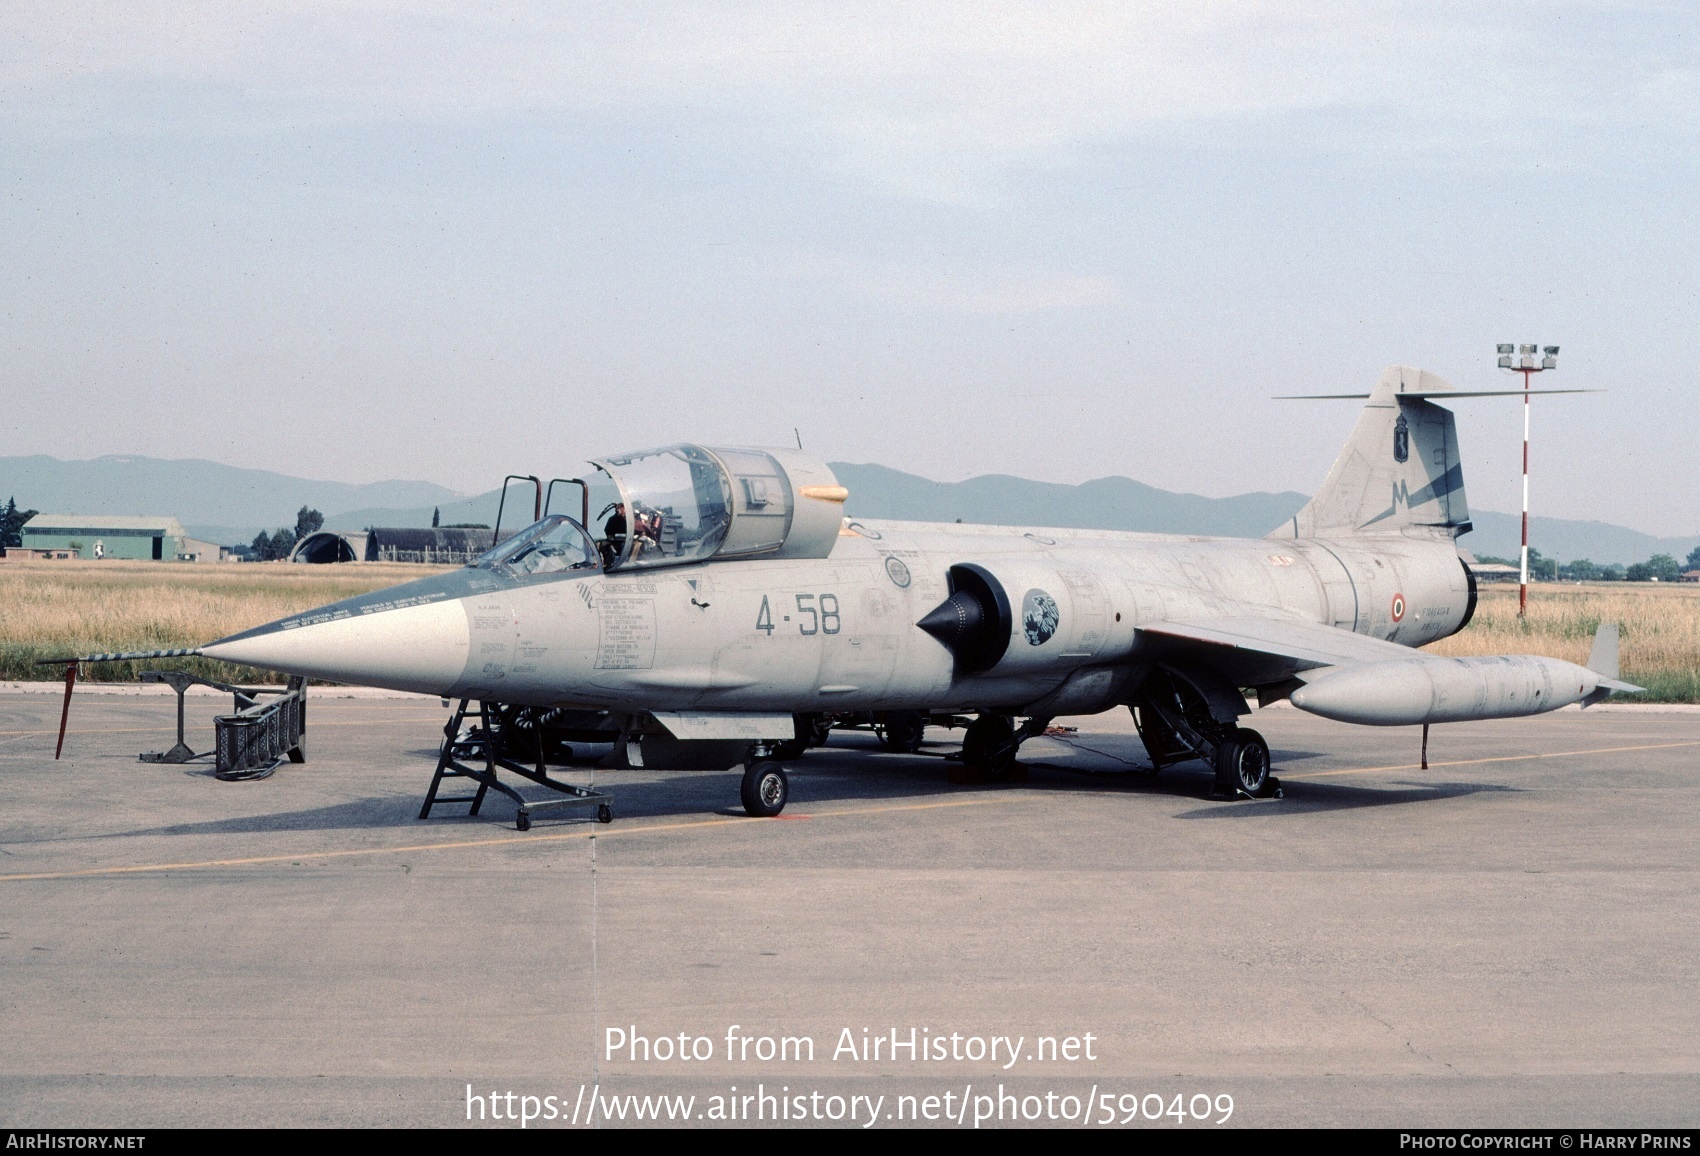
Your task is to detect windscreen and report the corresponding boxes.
[473,516,599,576]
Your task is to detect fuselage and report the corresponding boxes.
[202,518,1474,718]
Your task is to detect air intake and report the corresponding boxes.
[916,563,1011,676]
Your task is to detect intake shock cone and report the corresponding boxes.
[916,563,1012,676]
[917,591,985,647]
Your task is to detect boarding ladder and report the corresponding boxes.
[419,699,612,830]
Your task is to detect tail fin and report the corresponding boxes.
[1587,622,1620,680]
[1582,622,1644,702]
[1270,365,1472,539]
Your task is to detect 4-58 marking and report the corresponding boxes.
[756,593,840,636]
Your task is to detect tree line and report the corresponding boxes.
[1,497,39,548]
[1475,546,1700,583]
[247,507,324,561]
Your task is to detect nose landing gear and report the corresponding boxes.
[740,760,790,817]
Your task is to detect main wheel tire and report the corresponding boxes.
[1216,727,1272,797]
[807,714,834,746]
[774,713,824,760]
[877,711,927,753]
[740,761,789,817]
[962,715,1019,782]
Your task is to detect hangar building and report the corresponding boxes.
[20,514,219,562]
[290,527,502,564]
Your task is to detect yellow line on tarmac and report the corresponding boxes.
[0,797,1014,883]
[1284,739,1700,779]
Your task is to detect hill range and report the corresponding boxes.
[0,453,1692,567]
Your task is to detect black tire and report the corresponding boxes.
[877,711,927,753]
[596,804,613,824]
[740,761,789,817]
[962,714,1019,781]
[772,714,815,761]
[1216,727,1272,797]
[287,743,306,764]
[516,810,532,831]
[807,714,834,746]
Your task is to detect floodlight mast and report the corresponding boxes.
[1496,343,1560,617]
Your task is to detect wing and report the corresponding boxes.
[1138,616,1415,683]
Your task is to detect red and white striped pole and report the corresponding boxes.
[1499,343,1556,618]
[1519,363,1531,617]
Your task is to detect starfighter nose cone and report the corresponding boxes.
[200,569,482,695]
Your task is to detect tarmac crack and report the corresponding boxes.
[1346,992,1457,1074]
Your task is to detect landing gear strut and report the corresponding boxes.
[950,713,1043,783]
[1131,666,1281,800]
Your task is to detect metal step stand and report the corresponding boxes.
[419,699,613,830]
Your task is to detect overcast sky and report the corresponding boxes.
[3,3,1696,532]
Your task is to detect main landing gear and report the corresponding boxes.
[1215,727,1273,798]
[1131,666,1282,800]
[949,713,1043,784]
[875,711,928,754]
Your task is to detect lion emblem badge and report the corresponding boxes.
[1022,589,1059,646]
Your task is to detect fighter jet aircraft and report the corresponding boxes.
[114,365,1639,820]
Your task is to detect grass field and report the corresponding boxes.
[0,558,452,685]
[3,560,1698,700]
[1422,581,1700,702]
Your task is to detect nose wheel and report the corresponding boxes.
[741,760,790,817]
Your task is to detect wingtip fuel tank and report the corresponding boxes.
[1287,652,1633,727]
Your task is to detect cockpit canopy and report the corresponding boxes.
[590,444,843,571]
[475,515,599,576]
